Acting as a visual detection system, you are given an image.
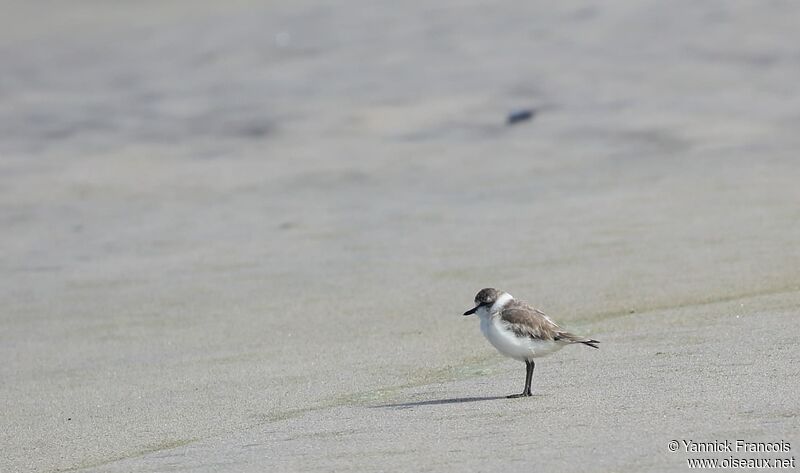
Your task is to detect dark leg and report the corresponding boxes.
[524,360,535,396]
[507,361,535,398]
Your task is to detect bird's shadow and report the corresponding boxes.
[371,395,507,409]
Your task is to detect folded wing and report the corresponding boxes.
[499,301,599,348]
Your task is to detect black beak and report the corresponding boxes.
[463,306,479,316]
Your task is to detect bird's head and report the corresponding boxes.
[463,287,503,316]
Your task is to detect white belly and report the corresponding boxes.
[480,317,563,361]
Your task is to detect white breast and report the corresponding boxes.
[480,317,531,360]
[477,296,564,361]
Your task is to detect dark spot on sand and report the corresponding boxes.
[507,109,536,125]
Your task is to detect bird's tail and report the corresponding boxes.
[556,332,600,349]
[581,339,600,349]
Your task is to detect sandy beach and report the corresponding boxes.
[2,1,799,471]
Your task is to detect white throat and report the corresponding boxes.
[477,292,514,319]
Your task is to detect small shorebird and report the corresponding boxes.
[463,288,599,398]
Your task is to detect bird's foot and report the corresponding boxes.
[506,392,533,399]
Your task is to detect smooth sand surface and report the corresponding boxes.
[2,1,799,472]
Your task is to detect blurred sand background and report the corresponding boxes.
[2,1,799,471]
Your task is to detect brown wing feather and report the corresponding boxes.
[498,301,561,341]
[499,301,600,347]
